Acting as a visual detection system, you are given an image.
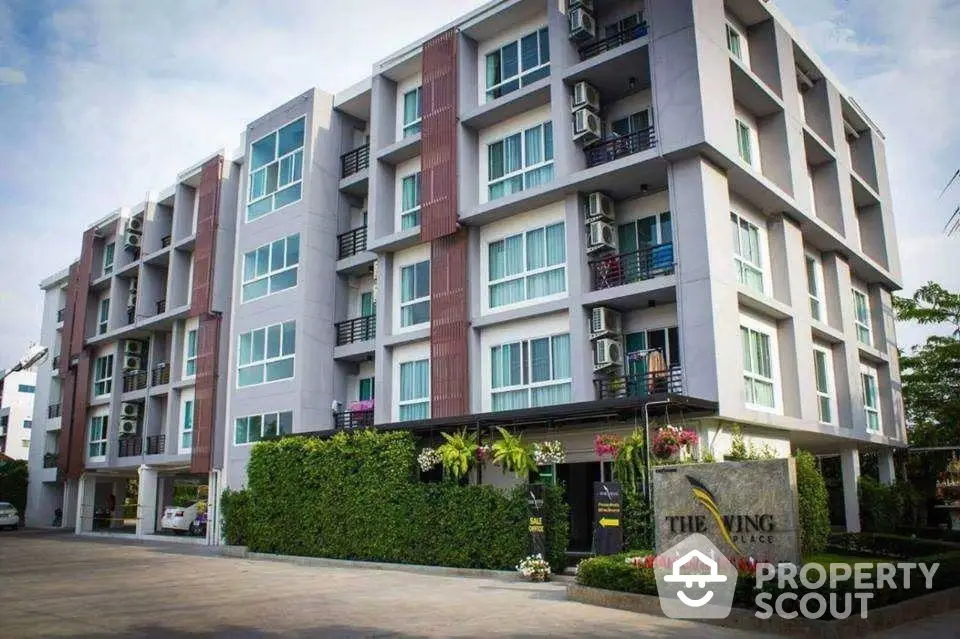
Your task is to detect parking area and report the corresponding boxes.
[0,530,956,638]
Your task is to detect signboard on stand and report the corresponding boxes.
[527,483,546,556]
[593,481,622,555]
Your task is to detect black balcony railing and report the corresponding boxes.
[43,453,59,469]
[47,403,61,419]
[585,127,656,167]
[52,356,61,371]
[594,366,683,400]
[334,409,375,430]
[589,243,675,290]
[156,299,166,314]
[117,436,143,458]
[127,308,136,324]
[161,235,172,248]
[145,434,165,455]
[151,363,170,386]
[123,370,148,393]
[335,315,376,346]
[338,225,368,260]
[56,308,66,323]
[341,144,370,178]
[578,22,649,60]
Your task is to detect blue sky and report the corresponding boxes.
[0,0,957,365]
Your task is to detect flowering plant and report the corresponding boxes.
[624,554,655,569]
[937,459,960,502]
[516,554,551,581]
[594,434,622,458]
[533,440,566,465]
[651,425,698,460]
[475,444,492,462]
[417,447,440,472]
[349,399,375,412]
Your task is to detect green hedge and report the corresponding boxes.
[220,488,251,546]
[0,459,28,516]
[858,477,905,533]
[225,431,568,572]
[795,449,830,556]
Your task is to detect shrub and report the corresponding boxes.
[795,449,830,557]
[577,554,658,595]
[220,488,251,546]
[0,459,28,515]
[858,476,904,533]
[622,490,653,552]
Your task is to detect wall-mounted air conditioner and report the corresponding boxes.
[119,419,137,435]
[124,341,144,356]
[587,220,618,254]
[120,402,141,418]
[593,338,623,371]
[572,81,600,114]
[573,108,602,145]
[590,307,622,339]
[127,217,143,233]
[123,355,142,371]
[569,7,596,42]
[124,232,141,249]
[568,0,594,11]
[586,192,614,221]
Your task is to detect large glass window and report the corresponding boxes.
[399,359,430,420]
[235,410,293,445]
[237,321,296,387]
[88,415,108,459]
[806,256,823,321]
[735,119,753,165]
[93,354,113,396]
[241,234,300,302]
[485,27,550,101]
[491,334,571,411]
[180,400,194,452]
[98,298,110,335]
[610,110,651,138]
[487,122,554,201]
[861,368,881,431]
[813,348,833,424]
[402,87,422,138]
[400,260,430,328]
[605,12,645,38]
[731,213,764,294]
[102,242,115,277]
[853,289,872,346]
[400,172,422,230]
[184,329,198,378]
[741,326,775,409]
[247,117,305,221]
[488,222,566,308]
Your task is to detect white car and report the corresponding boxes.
[0,502,20,530]
[160,501,203,535]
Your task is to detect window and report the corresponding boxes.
[235,410,293,445]
[93,354,114,396]
[487,122,553,200]
[618,213,674,278]
[400,172,422,230]
[247,117,305,221]
[88,415,107,460]
[358,377,374,401]
[610,110,652,138]
[813,348,833,424]
[17,384,35,393]
[98,298,110,334]
[399,359,430,420]
[605,12,645,38]
[852,289,872,346]
[241,233,300,302]
[23,420,32,429]
[102,242,115,277]
[488,222,566,308]
[485,27,549,101]
[180,400,193,452]
[491,334,571,411]
[731,213,764,294]
[402,87,422,137]
[726,24,743,60]
[184,329,198,378]
[400,260,430,328]
[861,368,881,432]
[806,256,823,321]
[237,321,296,387]
[741,326,775,409]
[735,119,753,165]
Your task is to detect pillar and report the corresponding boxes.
[840,448,861,532]
[137,465,158,537]
[877,449,896,486]
[111,479,127,528]
[75,474,96,533]
[61,478,78,530]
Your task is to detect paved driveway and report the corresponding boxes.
[0,530,955,638]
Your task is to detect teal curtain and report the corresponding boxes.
[530,337,550,383]
[531,382,571,407]
[358,377,374,401]
[526,227,545,270]
[402,173,420,212]
[488,141,504,180]
[544,223,565,265]
[492,390,527,411]
[504,133,522,174]
[524,125,543,165]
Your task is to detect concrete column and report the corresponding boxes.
[137,465,158,537]
[75,474,96,533]
[547,0,582,177]
[111,479,127,529]
[840,448,861,532]
[877,449,896,486]
[62,479,78,530]
[565,193,594,402]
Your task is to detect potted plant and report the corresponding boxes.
[594,434,622,459]
[651,425,698,462]
[491,427,536,478]
[437,429,478,480]
[613,428,645,492]
[417,447,440,473]
[533,440,565,466]
[516,554,551,582]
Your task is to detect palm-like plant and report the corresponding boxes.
[437,429,478,480]
[614,428,646,494]
[491,427,536,478]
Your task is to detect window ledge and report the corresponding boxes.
[383,326,429,347]
[473,297,569,329]
[810,320,845,345]
[377,133,421,165]
[334,340,376,362]
[858,343,889,365]
[339,168,369,196]
[461,77,551,131]
[736,287,792,320]
[366,227,422,253]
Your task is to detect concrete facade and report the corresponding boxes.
[1,369,37,461]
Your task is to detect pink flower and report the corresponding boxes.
[594,434,622,458]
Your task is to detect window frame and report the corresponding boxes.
[726,23,744,60]
[487,221,567,310]
[740,324,777,411]
[852,288,872,347]
[860,366,881,432]
[490,333,572,411]
[234,410,294,446]
[240,233,300,303]
[484,27,550,102]
[486,121,554,201]
[731,212,765,295]
[735,118,754,166]
[398,359,430,421]
[813,346,835,425]
[605,11,645,39]
[399,259,431,329]
[180,399,194,453]
[236,321,296,388]
[805,255,824,322]
[246,116,306,222]
[184,328,198,378]
[98,297,110,335]
[402,86,422,138]
[102,242,115,277]
[88,414,108,461]
[93,354,114,397]
[399,171,422,231]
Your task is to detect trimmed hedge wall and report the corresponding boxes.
[0,459,28,516]
[222,430,568,572]
[795,449,830,556]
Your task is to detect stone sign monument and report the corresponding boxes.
[653,458,801,564]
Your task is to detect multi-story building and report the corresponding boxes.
[0,369,37,460]
[29,0,903,544]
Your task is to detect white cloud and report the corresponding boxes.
[0,67,26,85]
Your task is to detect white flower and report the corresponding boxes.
[417,447,440,472]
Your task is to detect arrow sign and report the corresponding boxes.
[599,517,620,527]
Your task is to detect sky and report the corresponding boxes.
[0,0,957,366]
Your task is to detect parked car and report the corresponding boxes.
[0,502,20,530]
[160,501,204,534]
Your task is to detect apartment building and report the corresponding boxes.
[28,0,903,542]
[0,369,37,460]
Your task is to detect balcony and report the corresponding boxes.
[161,235,172,248]
[589,243,675,290]
[122,370,148,393]
[117,436,142,458]
[338,226,368,260]
[151,362,170,386]
[145,434,166,455]
[578,23,649,61]
[47,403,61,419]
[43,453,59,469]
[56,308,66,323]
[594,367,683,400]
[341,144,370,178]
[156,299,166,314]
[335,315,376,346]
[584,127,656,168]
[127,308,135,324]
[334,408,374,430]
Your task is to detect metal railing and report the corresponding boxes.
[43,453,59,468]
[334,409,375,430]
[127,308,136,324]
[156,299,166,314]
[338,225,368,259]
[117,436,142,458]
[56,308,66,323]
[588,243,675,290]
[341,144,370,178]
[578,23,649,60]
[145,434,165,455]
[161,235,172,248]
[48,403,61,419]
[585,127,656,167]
[123,370,148,392]
[594,366,683,400]
[335,315,376,346]
[151,363,170,386]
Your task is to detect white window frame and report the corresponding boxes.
[805,255,824,322]
[93,354,113,397]
[813,346,835,425]
[490,333,572,410]
[237,321,296,388]
[740,318,780,412]
[860,365,881,432]
[398,359,430,421]
[487,221,567,311]
[486,122,554,201]
[98,297,110,335]
[88,414,108,461]
[241,233,300,303]
[184,328,198,378]
[726,23,745,61]
[402,86,422,138]
[852,287,872,347]
[234,410,294,446]
[102,242,115,277]
[399,260,431,329]
[484,27,550,102]
[731,212,765,295]
[246,116,306,222]
[179,398,194,454]
[399,171,422,231]
[735,118,755,166]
